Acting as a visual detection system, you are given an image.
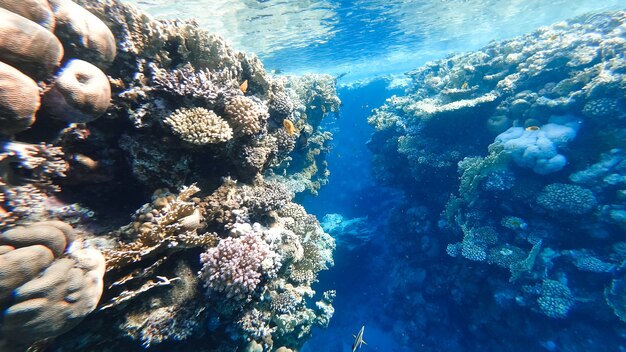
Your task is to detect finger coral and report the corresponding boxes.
[164,107,233,145]
[225,95,269,136]
[199,224,281,302]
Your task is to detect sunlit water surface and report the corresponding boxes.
[128,0,624,83]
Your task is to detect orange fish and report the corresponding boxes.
[240,80,248,93]
[283,119,297,136]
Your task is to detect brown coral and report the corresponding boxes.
[49,0,117,66]
[43,59,111,123]
[0,221,105,349]
[0,0,55,30]
[0,62,40,135]
[225,95,269,136]
[164,107,233,145]
[0,7,63,77]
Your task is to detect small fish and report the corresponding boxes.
[461,82,469,90]
[310,105,317,109]
[321,105,327,114]
[295,129,308,152]
[240,80,248,93]
[525,125,540,131]
[352,325,367,352]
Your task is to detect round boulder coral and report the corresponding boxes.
[43,59,111,123]
[0,0,55,30]
[48,0,116,66]
[0,221,105,349]
[0,7,63,77]
[0,61,40,135]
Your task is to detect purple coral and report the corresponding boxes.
[199,230,280,302]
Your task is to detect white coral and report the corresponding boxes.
[164,107,233,145]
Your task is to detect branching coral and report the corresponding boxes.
[199,224,281,303]
[164,107,233,145]
[225,95,269,136]
[151,63,238,107]
[105,184,218,270]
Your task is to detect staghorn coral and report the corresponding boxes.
[164,107,233,145]
[105,184,218,270]
[241,179,293,218]
[118,134,191,189]
[225,95,269,136]
[151,63,238,108]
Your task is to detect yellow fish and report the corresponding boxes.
[525,126,540,131]
[240,80,248,93]
[283,119,297,136]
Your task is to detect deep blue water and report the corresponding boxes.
[300,79,405,351]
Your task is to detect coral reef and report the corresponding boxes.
[368,11,626,350]
[0,0,339,350]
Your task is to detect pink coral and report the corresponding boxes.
[199,228,279,302]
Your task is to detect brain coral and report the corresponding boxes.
[0,221,105,348]
[225,95,269,136]
[164,107,233,145]
[537,183,597,215]
[49,0,117,65]
[43,59,111,123]
[0,7,63,77]
[0,61,40,135]
[0,0,56,30]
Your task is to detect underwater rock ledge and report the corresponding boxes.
[0,0,340,351]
